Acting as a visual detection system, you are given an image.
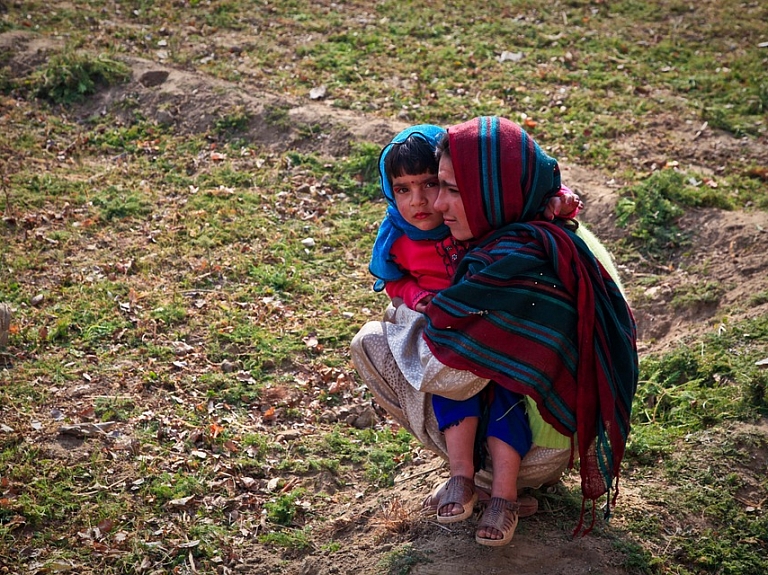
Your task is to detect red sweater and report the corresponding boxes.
[384,235,464,309]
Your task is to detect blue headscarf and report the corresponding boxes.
[368,124,450,291]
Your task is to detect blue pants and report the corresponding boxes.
[432,384,532,459]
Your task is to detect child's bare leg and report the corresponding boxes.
[440,416,478,518]
[476,436,521,540]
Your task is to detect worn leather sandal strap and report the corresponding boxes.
[436,475,477,524]
[475,497,520,547]
[517,494,538,518]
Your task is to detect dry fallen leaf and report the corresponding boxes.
[167,495,195,507]
[262,406,276,421]
[209,422,224,438]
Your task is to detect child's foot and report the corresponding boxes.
[436,475,477,524]
[475,497,519,547]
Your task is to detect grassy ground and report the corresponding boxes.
[1,1,767,574]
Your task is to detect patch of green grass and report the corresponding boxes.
[141,472,207,507]
[654,431,768,575]
[264,489,306,526]
[199,372,262,406]
[258,526,313,551]
[264,103,292,130]
[93,396,135,422]
[92,185,153,221]
[671,281,724,310]
[629,313,768,466]
[612,538,657,574]
[27,50,130,104]
[15,174,91,209]
[149,300,188,326]
[214,105,251,137]
[615,169,735,260]
[321,427,413,487]
[378,544,431,575]
[330,142,382,202]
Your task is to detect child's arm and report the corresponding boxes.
[384,276,435,312]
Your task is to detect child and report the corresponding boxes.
[369,124,582,528]
[369,124,462,312]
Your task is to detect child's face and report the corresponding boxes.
[392,171,444,231]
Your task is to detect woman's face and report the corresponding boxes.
[435,154,473,241]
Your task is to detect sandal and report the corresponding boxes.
[475,497,519,547]
[436,475,477,524]
[516,494,538,518]
[423,479,488,514]
[424,483,538,518]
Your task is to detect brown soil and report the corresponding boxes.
[3,30,768,575]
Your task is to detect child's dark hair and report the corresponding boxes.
[383,135,439,182]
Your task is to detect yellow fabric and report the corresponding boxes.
[576,223,626,297]
[525,396,571,449]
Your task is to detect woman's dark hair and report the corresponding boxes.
[383,135,439,182]
[435,132,451,162]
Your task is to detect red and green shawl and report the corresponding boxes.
[423,116,638,535]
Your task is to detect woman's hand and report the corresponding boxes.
[391,297,405,309]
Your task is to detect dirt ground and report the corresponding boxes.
[3,31,768,575]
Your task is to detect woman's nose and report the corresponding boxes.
[433,189,447,212]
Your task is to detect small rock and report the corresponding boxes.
[498,51,524,63]
[319,410,337,423]
[276,429,303,441]
[156,110,175,126]
[31,294,44,306]
[221,360,237,373]
[139,70,170,87]
[352,407,377,429]
[309,85,327,100]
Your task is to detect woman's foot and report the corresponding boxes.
[475,497,519,546]
[436,475,477,524]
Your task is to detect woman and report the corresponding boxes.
[351,116,638,545]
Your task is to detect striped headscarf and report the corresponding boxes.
[424,116,638,534]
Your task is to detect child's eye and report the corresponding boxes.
[394,187,408,195]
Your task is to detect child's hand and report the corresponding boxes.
[543,187,583,220]
[414,294,434,313]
